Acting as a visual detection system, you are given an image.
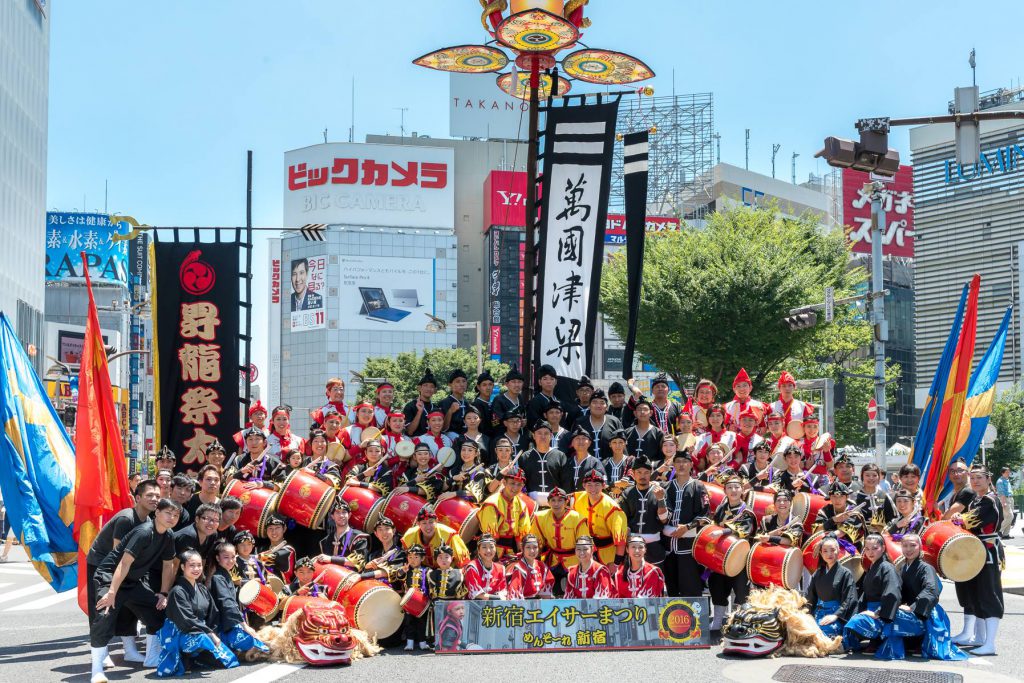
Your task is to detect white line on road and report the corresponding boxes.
[0,583,52,604]
[0,565,41,575]
[228,662,306,682]
[6,589,76,611]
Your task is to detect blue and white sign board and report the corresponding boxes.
[45,212,131,286]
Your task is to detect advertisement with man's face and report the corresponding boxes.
[338,255,435,331]
[290,255,326,331]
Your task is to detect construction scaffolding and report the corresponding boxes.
[609,92,715,220]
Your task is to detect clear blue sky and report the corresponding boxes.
[47,1,1021,390]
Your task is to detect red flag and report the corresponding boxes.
[923,274,980,517]
[73,253,134,613]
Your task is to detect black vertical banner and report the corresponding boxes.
[153,233,240,474]
[621,130,649,381]
[534,99,619,380]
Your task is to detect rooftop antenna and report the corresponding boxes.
[745,129,750,170]
[395,107,409,143]
[349,76,355,143]
[791,151,800,184]
[323,128,328,143]
[771,143,781,178]
[713,133,721,164]
[969,48,976,87]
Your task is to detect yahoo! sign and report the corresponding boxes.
[943,143,1024,184]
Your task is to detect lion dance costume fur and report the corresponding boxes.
[257,598,381,666]
[722,586,842,658]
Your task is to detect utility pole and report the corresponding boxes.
[791,152,799,184]
[745,129,750,170]
[771,143,781,178]
[869,181,888,469]
[713,133,721,164]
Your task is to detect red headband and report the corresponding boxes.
[272,407,290,418]
[248,400,267,417]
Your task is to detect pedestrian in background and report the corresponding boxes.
[996,467,1014,539]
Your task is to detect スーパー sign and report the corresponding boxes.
[284,142,455,230]
[434,597,710,653]
[842,166,915,258]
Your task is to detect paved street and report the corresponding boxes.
[2,540,1023,683]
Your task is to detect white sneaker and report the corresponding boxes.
[418,641,432,650]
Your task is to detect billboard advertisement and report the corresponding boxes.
[842,165,915,258]
[45,212,131,285]
[483,170,528,230]
[288,254,327,332]
[338,255,435,331]
[450,73,529,140]
[284,142,454,230]
[486,225,524,366]
[604,214,681,244]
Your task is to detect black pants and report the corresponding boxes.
[86,564,141,639]
[954,579,972,615]
[965,546,1004,619]
[664,545,703,597]
[549,565,568,597]
[89,573,165,648]
[708,572,749,607]
[402,612,428,642]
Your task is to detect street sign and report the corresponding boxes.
[825,287,835,323]
[867,398,877,420]
[867,418,877,431]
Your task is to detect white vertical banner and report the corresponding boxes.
[534,100,620,378]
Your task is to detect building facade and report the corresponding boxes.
[0,0,49,369]
[910,94,1024,406]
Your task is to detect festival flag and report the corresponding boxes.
[620,129,649,381]
[941,306,1013,492]
[0,313,78,592]
[923,274,980,516]
[910,284,967,476]
[73,255,134,612]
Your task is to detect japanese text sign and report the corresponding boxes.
[434,597,710,653]
[842,166,915,258]
[152,238,241,475]
[284,142,454,230]
[45,212,130,285]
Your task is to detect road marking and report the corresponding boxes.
[0,583,52,604]
[229,662,305,682]
[0,565,41,575]
[6,589,76,611]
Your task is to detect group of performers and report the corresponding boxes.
[85,366,1004,680]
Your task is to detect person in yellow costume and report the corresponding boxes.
[531,487,588,595]
[400,505,470,568]
[572,469,628,564]
[478,467,533,559]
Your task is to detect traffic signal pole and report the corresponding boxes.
[869,182,888,471]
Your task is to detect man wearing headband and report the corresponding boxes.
[403,368,438,437]
[505,534,554,599]
[618,455,669,565]
[401,505,470,569]
[526,364,560,427]
[939,457,975,521]
[530,487,587,595]
[578,389,624,461]
[662,448,710,597]
[566,425,603,492]
[814,481,867,552]
[231,429,284,489]
[496,407,530,455]
[478,468,532,559]
[464,534,508,600]
[770,371,811,436]
[372,381,396,429]
[563,536,613,599]
[612,535,667,598]
[315,500,368,569]
[572,469,628,565]
[708,475,756,631]
[606,381,632,426]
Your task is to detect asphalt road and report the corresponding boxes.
[3,537,1024,683]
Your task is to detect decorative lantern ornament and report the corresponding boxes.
[413,45,509,73]
[561,49,655,85]
[496,71,571,100]
[495,9,579,53]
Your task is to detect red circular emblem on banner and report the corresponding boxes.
[179,249,216,295]
[658,600,699,643]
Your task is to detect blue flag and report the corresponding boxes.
[0,313,78,592]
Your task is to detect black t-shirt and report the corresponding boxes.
[174,524,219,562]
[86,507,144,566]
[184,494,220,520]
[96,520,176,582]
[172,506,192,532]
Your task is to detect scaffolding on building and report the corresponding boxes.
[609,93,715,220]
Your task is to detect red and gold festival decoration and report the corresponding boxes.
[151,234,242,474]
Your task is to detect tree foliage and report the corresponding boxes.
[355,347,509,404]
[988,383,1024,475]
[600,203,894,445]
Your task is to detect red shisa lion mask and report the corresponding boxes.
[294,603,355,665]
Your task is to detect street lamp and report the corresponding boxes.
[413,0,653,391]
[425,314,483,376]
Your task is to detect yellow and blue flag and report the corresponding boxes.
[0,313,78,591]
[943,306,1013,493]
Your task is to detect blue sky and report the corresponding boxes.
[46,1,1021,388]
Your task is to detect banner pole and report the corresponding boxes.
[244,151,253,413]
[522,62,540,399]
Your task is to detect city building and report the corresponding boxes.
[0,0,49,370]
[910,87,1024,407]
[683,162,833,226]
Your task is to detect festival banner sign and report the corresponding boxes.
[152,234,241,474]
[620,130,649,381]
[534,99,619,378]
[434,597,710,653]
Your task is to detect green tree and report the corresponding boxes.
[355,347,509,404]
[988,383,1024,474]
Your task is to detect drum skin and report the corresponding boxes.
[238,579,281,618]
[920,521,986,582]
[694,524,750,577]
[339,579,403,639]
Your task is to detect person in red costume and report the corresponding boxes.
[800,415,834,487]
[612,535,667,598]
[310,378,355,428]
[380,411,412,459]
[763,410,789,454]
[373,382,396,428]
[730,407,765,469]
[338,402,378,469]
[693,404,736,467]
[724,368,766,433]
[267,405,306,457]
[770,371,812,439]
[689,379,718,434]
[463,535,507,600]
[504,534,554,599]
[232,401,269,451]
[563,536,613,599]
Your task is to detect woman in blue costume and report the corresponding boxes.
[804,534,858,637]
[156,550,239,677]
[894,533,968,661]
[209,542,270,659]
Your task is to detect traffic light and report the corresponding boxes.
[815,118,900,177]
[783,312,817,330]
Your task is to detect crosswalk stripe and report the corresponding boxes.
[229,662,305,682]
[6,590,76,611]
[0,583,51,604]
[0,565,41,575]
